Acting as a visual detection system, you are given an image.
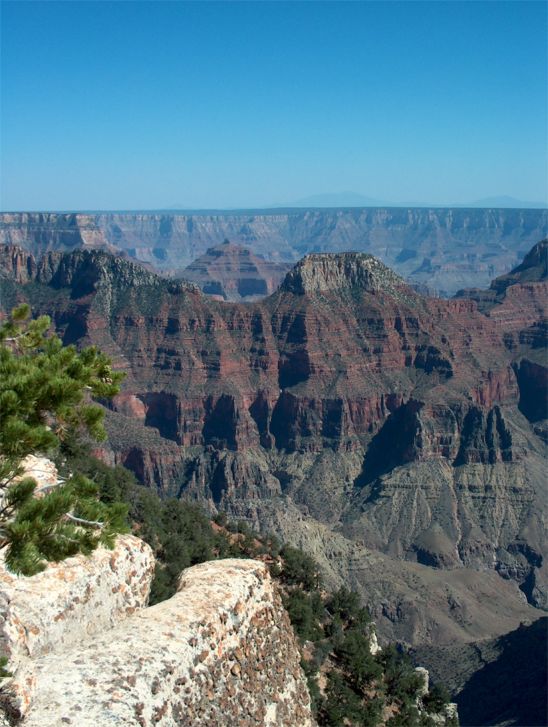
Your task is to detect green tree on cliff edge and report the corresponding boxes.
[0,304,127,575]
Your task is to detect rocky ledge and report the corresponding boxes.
[0,549,313,727]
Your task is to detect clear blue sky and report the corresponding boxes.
[1,0,546,210]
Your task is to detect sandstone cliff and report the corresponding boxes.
[1,207,547,294]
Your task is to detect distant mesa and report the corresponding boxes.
[1,207,547,295]
[466,195,548,209]
[289,193,547,209]
[280,251,408,298]
[180,240,292,301]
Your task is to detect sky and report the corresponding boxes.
[1,0,546,211]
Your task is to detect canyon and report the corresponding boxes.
[0,207,546,295]
[0,239,546,661]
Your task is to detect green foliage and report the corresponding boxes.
[335,628,383,690]
[2,473,127,575]
[283,588,324,641]
[0,305,122,470]
[0,656,11,680]
[327,587,371,627]
[213,511,228,528]
[280,544,322,590]
[147,497,221,604]
[324,671,365,725]
[423,683,451,713]
[301,658,323,714]
[378,645,426,704]
[323,671,383,727]
[0,305,126,575]
[386,703,423,727]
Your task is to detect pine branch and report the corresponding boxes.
[65,513,104,528]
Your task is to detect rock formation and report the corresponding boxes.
[0,533,154,720]
[0,242,546,651]
[180,240,291,300]
[1,207,547,294]
[0,547,314,726]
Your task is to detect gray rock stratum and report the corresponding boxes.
[0,545,314,727]
[1,207,547,294]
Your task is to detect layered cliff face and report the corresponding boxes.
[0,541,314,727]
[181,241,291,300]
[1,207,547,294]
[0,242,546,648]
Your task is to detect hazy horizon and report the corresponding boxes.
[1,194,547,215]
[1,1,547,210]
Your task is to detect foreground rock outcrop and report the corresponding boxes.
[0,534,155,720]
[0,552,314,727]
[0,535,154,669]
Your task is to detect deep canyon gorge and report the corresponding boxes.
[0,225,546,725]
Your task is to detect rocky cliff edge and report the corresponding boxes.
[0,542,314,726]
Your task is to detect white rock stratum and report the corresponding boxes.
[0,545,313,726]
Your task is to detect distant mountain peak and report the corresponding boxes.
[291,192,390,208]
[182,240,291,300]
[281,251,407,296]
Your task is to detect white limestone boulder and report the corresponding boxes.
[0,534,154,720]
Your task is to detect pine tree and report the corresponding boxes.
[0,304,128,575]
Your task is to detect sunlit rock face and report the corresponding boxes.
[0,535,154,666]
[0,533,155,721]
[0,558,313,727]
